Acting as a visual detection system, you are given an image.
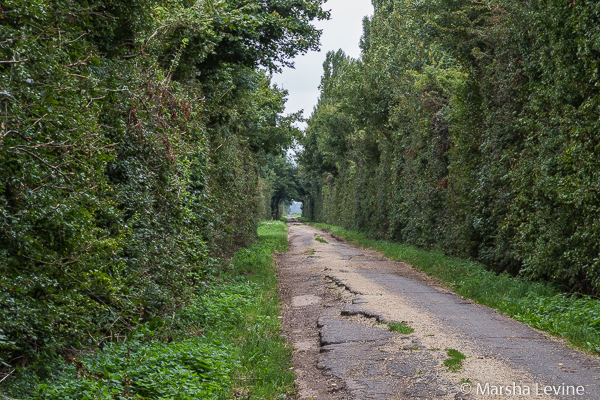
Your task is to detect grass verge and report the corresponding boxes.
[301,220,600,356]
[3,221,293,400]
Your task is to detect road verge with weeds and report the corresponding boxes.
[2,221,293,400]
[301,220,600,357]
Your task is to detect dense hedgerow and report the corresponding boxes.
[0,0,326,368]
[300,0,600,293]
[4,221,293,399]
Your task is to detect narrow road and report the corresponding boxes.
[277,219,600,400]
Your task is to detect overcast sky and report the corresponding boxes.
[272,0,374,128]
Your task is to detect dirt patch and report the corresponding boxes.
[292,295,321,307]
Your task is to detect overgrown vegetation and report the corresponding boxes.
[3,221,293,399]
[299,0,600,294]
[263,155,303,221]
[0,0,326,385]
[306,221,600,355]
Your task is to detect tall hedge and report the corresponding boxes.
[300,0,600,293]
[0,0,326,366]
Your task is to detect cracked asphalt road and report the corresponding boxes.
[277,219,600,400]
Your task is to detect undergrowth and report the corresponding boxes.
[314,234,328,244]
[2,221,293,400]
[302,220,600,356]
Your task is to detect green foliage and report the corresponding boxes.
[387,322,414,334]
[229,221,294,398]
[443,349,466,372]
[4,221,294,399]
[0,0,326,371]
[299,0,600,294]
[8,339,235,399]
[514,294,600,355]
[180,283,256,332]
[260,155,303,220]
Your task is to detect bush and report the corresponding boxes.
[1,0,324,367]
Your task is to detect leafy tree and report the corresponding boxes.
[0,0,327,367]
[261,154,302,220]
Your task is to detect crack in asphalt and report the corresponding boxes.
[277,219,600,399]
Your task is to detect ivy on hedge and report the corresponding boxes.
[300,0,600,293]
[0,0,327,367]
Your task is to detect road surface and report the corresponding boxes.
[277,219,600,399]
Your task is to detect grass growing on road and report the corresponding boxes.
[314,233,328,243]
[3,221,293,400]
[301,220,600,356]
[388,322,415,334]
[444,349,467,372]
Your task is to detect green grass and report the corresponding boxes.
[227,221,294,399]
[4,221,294,400]
[300,221,600,356]
[387,322,414,334]
[314,235,328,243]
[443,349,467,372]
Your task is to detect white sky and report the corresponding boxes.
[272,0,374,128]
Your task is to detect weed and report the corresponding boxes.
[387,322,414,334]
[305,248,315,255]
[443,348,467,372]
[228,221,294,398]
[430,348,440,351]
[314,234,328,243]
[408,346,419,351]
